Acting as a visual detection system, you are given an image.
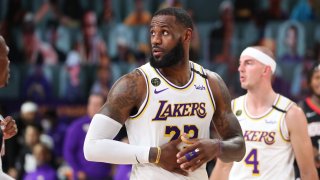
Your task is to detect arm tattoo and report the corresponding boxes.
[208,72,236,138]
[101,70,144,122]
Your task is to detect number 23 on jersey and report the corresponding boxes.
[165,125,199,141]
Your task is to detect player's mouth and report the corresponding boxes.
[152,48,164,58]
[240,75,245,82]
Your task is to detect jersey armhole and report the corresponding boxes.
[279,102,294,142]
[200,67,216,112]
[129,68,149,119]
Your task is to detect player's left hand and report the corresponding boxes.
[1,116,18,139]
[176,134,220,172]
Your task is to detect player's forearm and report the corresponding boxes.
[299,167,319,180]
[84,138,150,164]
[218,135,245,162]
[84,114,154,164]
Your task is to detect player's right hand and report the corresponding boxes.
[157,138,188,176]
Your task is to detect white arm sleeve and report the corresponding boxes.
[84,114,150,164]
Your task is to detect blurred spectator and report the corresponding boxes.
[1,0,26,64]
[187,9,200,61]
[279,23,305,63]
[15,124,43,179]
[76,10,108,65]
[98,0,117,46]
[296,63,320,178]
[291,0,316,21]
[124,0,151,26]
[22,64,53,103]
[40,109,67,166]
[158,0,183,10]
[49,0,83,28]
[209,0,236,63]
[21,13,58,65]
[256,0,288,36]
[59,51,86,103]
[208,0,239,96]
[90,66,112,100]
[112,37,139,77]
[23,143,57,180]
[5,101,39,178]
[63,93,112,180]
[114,165,131,180]
[233,0,256,22]
[315,43,320,63]
[277,21,306,99]
[98,0,115,25]
[44,20,67,63]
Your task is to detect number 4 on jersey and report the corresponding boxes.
[245,148,260,175]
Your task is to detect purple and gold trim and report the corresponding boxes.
[200,66,216,112]
[244,94,281,120]
[278,101,293,142]
[129,68,150,119]
[153,62,195,90]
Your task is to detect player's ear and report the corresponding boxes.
[264,66,272,75]
[184,28,192,42]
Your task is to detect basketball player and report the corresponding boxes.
[210,46,318,179]
[0,35,19,180]
[296,63,320,177]
[84,8,245,179]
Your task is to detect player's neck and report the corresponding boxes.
[246,85,277,110]
[159,60,191,86]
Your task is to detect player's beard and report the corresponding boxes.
[149,39,184,68]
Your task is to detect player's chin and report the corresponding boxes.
[240,84,248,89]
[152,55,163,61]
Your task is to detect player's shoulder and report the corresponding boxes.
[279,95,305,122]
[203,69,224,84]
[286,103,305,117]
[113,69,146,89]
[107,68,147,106]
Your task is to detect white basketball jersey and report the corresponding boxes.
[229,94,295,180]
[125,61,215,180]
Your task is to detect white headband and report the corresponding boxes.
[240,47,276,74]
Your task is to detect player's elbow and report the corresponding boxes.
[83,138,95,162]
[235,139,246,162]
[220,136,246,163]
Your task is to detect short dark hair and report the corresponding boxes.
[153,7,193,30]
[307,62,320,85]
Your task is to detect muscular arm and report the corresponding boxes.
[286,105,319,179]
[176,71,245,172]
[99,69,146,123]
[84,70,158,164]
[207,71,245,162]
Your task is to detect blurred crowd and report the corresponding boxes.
[0,0,319,179]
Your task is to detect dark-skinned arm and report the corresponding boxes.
[207,71,245,162]
[176,71,245,171]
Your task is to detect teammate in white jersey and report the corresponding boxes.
[210,46,318,180]
[84,7,245,179]
[0,35,18,180]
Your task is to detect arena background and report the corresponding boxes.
[0,0,319,179]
